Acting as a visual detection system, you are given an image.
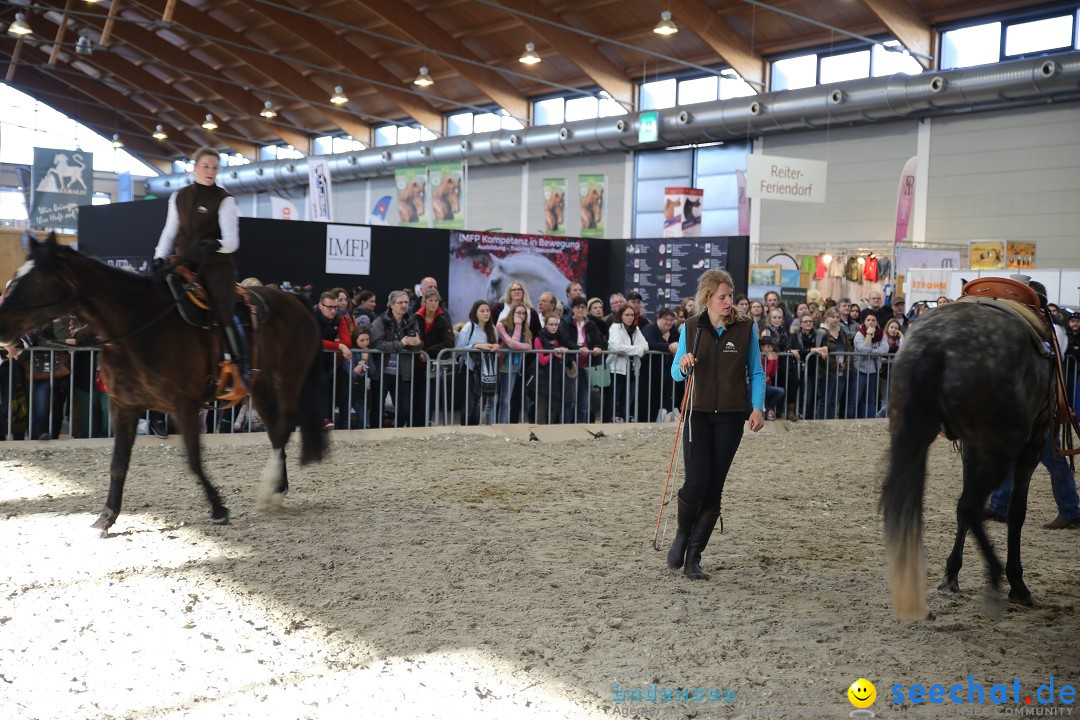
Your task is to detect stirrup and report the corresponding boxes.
[215,359,248,407]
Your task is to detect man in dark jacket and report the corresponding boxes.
[558,296,603,423]
[370,290,422,427]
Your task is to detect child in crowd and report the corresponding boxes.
[758,335,785,420]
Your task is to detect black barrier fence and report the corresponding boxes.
[2,348,1078,438]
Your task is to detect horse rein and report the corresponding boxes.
[97,301,179,346]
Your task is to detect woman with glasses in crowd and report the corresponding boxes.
[607,305,648,422]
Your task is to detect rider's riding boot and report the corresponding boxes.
[216,325,248,401]
[684,509,722,580]
[666,492,700,569]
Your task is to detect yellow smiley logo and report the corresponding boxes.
[848,678,876,709]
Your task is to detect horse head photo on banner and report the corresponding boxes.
[545,190,565,232]
[398,179,426,224]
[432,175,461,221]
[580,186,603,230]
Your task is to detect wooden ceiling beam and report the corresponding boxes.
[353,0,529,120]
[136,0,371,141]
[858,0,934,69]
[667,0,763,89]
[230,0,442,131]
[5,15,251,155]
[494,0,633,107]
[64,3,313,148]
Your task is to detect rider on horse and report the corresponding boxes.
[150,146,245,401]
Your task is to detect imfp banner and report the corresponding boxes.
[395,167,429,228]
[429,162,464,229]
[308,158,333,222]
[31,147,93,228]
[325,224,372,276]
[448,230,587,323]
[542,178,566,235]
[746,154,827,204]
[578,173,606,238]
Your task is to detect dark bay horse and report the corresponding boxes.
[882,301,1054,619]
[0,234,326,532]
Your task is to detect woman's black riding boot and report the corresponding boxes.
[666,493,700,569]
[684,510,721,580]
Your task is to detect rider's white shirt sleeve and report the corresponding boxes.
[153,193,179,260]
[217,196,239,253]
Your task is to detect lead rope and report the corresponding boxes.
[651,369,695,551]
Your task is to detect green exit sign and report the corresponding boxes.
[638,111,659,143]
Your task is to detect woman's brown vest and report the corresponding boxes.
[683,313,753,413]
[175,183,231,265]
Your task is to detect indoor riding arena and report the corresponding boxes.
[2,0,1079,718]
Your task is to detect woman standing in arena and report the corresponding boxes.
[667,270,765,580]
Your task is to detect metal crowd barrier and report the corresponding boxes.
[1,345,1076,439]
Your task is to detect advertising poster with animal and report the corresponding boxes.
[429,162,464,230]
[448,230,587,324]
[30,147,93,228]
[395,167,428,228]
[541,178,566,235]
[969,240,1006,270]
[662,187,704,238]
[578,174,605,238]
[1006,241,1036,270]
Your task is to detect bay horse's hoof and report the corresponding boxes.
[91,509,116,534]
[1008,589,1035,607]
[210,509,230,526]
[937,577,960,595]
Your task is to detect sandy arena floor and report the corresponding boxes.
[0,420,1077,719]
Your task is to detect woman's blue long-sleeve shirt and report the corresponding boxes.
[670,322,765,412]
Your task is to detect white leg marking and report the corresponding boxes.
[258,448,285,507]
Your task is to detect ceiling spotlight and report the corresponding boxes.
[201,113,218,130]
[8,12,32,36]
[152,124,168,140]
[111,133,123,148]
[413,66,434,87]
[75,35,93,56]
[259,100,277,118]
[653,10,678,36]
[330,85,348,105]
[519,42,541,65]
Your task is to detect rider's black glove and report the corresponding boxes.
[149,257,169,276]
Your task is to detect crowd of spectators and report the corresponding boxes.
[4,276,1079,438]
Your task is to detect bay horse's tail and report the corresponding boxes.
[299,343,327,465]
[881,341,944,620]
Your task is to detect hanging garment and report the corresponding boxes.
[863,256,879,283]
[801,255,817,274]
[830,255,845,278]
[814,254,829,280]
[845,256,863,283]
[877,257,892,280]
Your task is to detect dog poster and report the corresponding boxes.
[578,174,605,238]
[30,147,93,228]
[429,162,464,230]
[395,167,428,228]
[662,187,704,238]
[542,178,566,236]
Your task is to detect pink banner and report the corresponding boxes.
[736,169,750,236]
[894,156,917,245]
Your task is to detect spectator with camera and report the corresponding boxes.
[316,289,352,430]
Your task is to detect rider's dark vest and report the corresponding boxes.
[684,313,753,414]
[175,183,231,266]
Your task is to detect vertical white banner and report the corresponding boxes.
[326,224,372,275]
[308,158,333,222]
